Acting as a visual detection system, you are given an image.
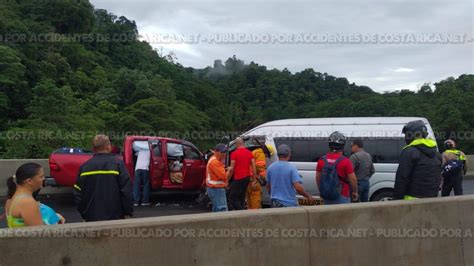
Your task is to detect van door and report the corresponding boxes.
[182,144,206,190]
[148,140,165,189]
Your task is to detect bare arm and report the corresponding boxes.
[441,152,448,165]
[227,160,235,181]
[348,172,358,198]
[294,182,312,199]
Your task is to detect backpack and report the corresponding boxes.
[319,156,346,200]
[442,160,463,178]
[442,150,464,178]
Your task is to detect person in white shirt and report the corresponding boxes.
[133,141,151,206]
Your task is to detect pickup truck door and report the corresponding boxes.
[148,140,165,189]
[182,144,207,190]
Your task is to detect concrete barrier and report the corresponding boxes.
[1,195,474,265]
[0,159,72,197]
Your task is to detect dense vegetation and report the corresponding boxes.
[0,0,472,158]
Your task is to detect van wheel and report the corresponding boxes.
[371,190,394,201]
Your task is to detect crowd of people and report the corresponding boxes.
[3,120,468,227]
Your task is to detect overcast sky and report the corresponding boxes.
[91,0,473,92]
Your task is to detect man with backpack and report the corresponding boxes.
[441,139,467,196]
[316,131,358,205]
[394,120,442,200]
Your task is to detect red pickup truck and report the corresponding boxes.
[48,136,207,191]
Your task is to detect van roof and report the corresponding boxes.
[242,117,433,138]
[256,117,428,127]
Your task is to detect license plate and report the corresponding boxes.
[298,197,324,206]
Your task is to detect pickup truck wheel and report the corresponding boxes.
[370,189,394,201]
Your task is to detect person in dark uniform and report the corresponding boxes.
[394,120,442,200]
[441,139,467,196]
[74,135,133,221]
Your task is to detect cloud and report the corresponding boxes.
[392,67,415,73]
[90,0,474,92]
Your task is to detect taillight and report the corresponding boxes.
[49,159,60,172]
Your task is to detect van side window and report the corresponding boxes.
[275,137,404,163]
[183,145,201,160]
[167,143,184,157]
[274,137,327,162]
[346,138,404,164]
[374,138,404,163]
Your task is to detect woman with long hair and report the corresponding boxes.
[5,162,65,228]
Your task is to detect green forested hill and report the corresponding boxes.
[0,0,473,158]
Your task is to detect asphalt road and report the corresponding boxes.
[1,178,474,228]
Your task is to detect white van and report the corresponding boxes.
[234,117,437,204]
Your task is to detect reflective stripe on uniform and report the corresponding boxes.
[207,177,225,186]
[80,170,120,177]
[445,149,466,160]
[403,138,437,150]
[74,184,81,191]
[404,195,418,200]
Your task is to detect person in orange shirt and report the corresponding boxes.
[206,143,229,212]
[246,144,274,209]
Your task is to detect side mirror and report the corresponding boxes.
[203,150,213,161]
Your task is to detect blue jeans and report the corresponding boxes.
[358,179,370,202]
[133,169,150,204]
[207,187,228,212]
[271,199,296,208]
[324,195,350,205]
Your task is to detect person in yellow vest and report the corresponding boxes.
[246,144,274,209]
[441,139,467,196]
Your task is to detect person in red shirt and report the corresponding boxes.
[316,131,358,204]
[227,138,257,210]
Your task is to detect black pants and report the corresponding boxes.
[229,177,250,210]
[442,173,463,196]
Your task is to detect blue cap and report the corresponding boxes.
[214,143,228,153]
[277,144,291,156]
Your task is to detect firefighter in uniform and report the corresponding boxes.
[74,135,133,221]
[246,144,274,209]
